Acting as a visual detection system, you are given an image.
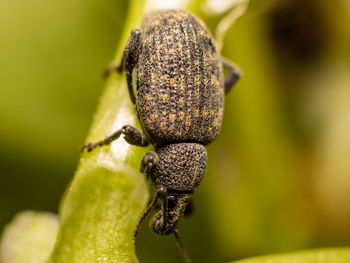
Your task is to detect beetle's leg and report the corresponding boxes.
[140,151,159,179]
[122,29,142,104]
[105,29,142,104]
[103,62,123,78]
[81,124,148,152]
[222,57,241,94]
[134,185,168,238]
[184,199,193,217]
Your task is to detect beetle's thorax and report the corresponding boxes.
[150,143,207,192]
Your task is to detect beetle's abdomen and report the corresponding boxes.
[135,10,224,146]
[152,143,207,192]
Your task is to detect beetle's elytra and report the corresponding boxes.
[82,9,241,262]
[137,10,224,146]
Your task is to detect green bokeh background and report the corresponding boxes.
[1,0,350,262]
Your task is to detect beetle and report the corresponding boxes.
[82,9,241,262]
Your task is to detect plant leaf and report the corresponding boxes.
[231,248,350,263]
[0,211,59,263]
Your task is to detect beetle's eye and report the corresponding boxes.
[168,195,176,207]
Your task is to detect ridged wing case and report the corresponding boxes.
[135,10,224,146]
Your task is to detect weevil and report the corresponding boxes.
[82,9,241,262]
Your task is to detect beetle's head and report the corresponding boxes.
[150,193,192,235]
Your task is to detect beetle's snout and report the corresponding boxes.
[150,193,192,235]
[151,210,171,235]
[150,209,180,235]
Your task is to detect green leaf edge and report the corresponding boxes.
[231,247,350,263]
[0,211,59,263]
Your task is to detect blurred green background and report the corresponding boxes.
[1,0,350,262]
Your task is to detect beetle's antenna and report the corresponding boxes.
[134,197,158,239]
[174,229,192,263]
[134,187,165,239]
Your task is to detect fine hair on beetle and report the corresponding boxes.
[82,9,241,263]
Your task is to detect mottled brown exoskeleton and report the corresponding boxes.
[82,9,240,262]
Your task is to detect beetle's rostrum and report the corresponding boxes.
[82,9,241,262]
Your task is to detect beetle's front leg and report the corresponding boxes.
[141,151,159,178]
[81,124,148,152]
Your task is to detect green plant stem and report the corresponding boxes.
[49,0,148,262]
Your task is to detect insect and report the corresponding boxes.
[82,9,240,262]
